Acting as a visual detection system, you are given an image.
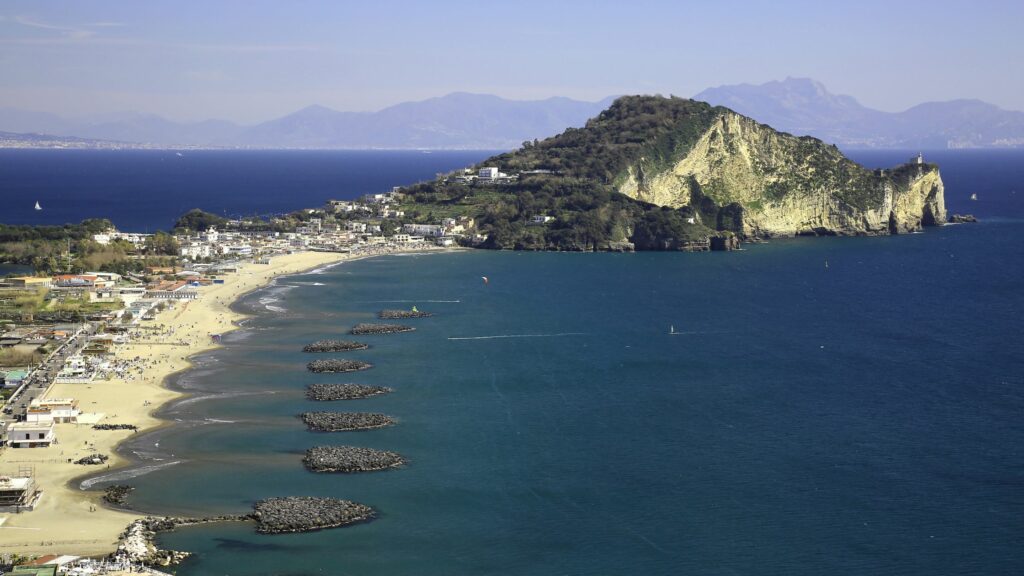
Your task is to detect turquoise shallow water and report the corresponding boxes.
[95,220,1024,575]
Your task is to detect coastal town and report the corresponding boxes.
[0,175,495,573]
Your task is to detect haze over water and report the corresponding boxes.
[67,151,1022,574]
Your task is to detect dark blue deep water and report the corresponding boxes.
[0,150,494,231]
[66,150,1022,575]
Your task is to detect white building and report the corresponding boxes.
[402,224,445,237]
[478,167,501,180]
[345,222,367,233]
[26,398,80,424]
[7,422,56,448]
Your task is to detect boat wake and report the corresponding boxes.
[448,332,587,341]
[79,460,183,490]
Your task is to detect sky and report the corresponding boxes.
[1,0,1022,124]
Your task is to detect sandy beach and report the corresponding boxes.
[0,250,349,557]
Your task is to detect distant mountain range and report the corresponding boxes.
[1,81,1021,149]
[0,93,615,150]
[695,78,1024,149]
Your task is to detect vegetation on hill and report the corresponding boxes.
[399,95,939,249]
[0,219,178,275]
[173,209,228,233]
[400,96,731,250]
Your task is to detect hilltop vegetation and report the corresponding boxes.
[401,97,731,250]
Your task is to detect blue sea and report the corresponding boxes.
[0,150,495,231]
[53,150,1021,575]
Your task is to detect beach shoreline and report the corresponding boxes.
[0,248,437,557]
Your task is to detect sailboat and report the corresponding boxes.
[970,193,977,201]
[670,325,677,335]
[34,201,42,211]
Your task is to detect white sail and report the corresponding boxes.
[34,201,41,210]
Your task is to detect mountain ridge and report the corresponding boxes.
[695,78,1024,149]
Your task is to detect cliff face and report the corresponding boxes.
[616,110,946,238]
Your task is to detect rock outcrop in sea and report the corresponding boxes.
[303,340,369,353]
[103,484,134,505]
[307,359,373,373]
[303,446,405,473]
[379,309,433,319]
[351,323,415,335]
[948,213,978,223]
[301,411,395,431]
[253,497,375,534]
[306,383,392,401]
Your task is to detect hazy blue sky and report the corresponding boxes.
[1,0,1021,123]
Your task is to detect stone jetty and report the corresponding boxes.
[116,515,250,566]
[303,446,405,473]
[379,309,433,319]
[104,484,134,505]
[350,323,415,335]
[253,496,375,534]
[306,383,392,401]
[301,411,395,431]
[303,340,369,353]
[307,359,373,373]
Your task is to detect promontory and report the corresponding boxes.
[396,96,946,251]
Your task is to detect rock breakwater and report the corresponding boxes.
[104,484,134,505]
[303,340,369,353]
[351,323,415,335]
[303,446,405,473]
[301,411,395,431]
[306,383,392,401]
[307,359,373,373]
[379,309,433,319]
[253,496,375,534]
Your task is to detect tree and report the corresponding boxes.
[173,209,227,233]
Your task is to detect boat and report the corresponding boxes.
[670,325,677,335]
[970,193,978,201]
[34,201,41,211]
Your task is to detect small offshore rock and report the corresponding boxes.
[253,496,375,534]
[379,309,433,319]
[104,484,134,505]
[307,359,373,373]
[303,340,369,353]
[350,323,415,335]
[301,411,395,431]
[303,446,405,473]
[948,213,978,223]
[306,383,392,401]
[75,453,109,465]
